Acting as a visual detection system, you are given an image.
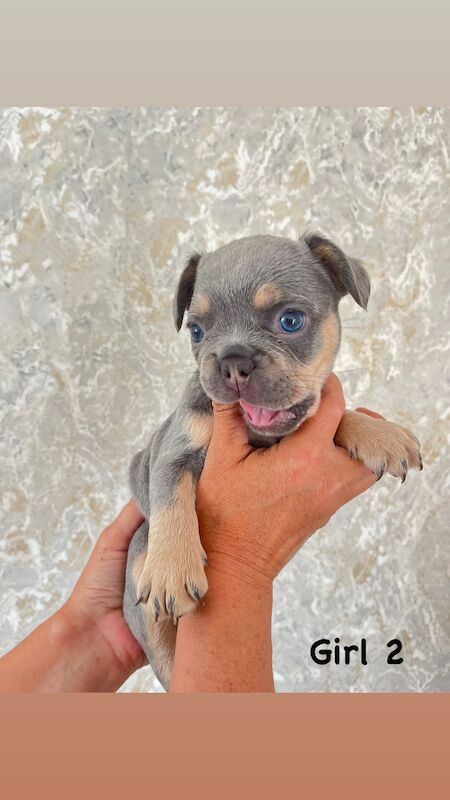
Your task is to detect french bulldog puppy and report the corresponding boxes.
[123,233,422,690]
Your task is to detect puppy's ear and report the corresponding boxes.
[173,252,201,331]
[305,233,370,310]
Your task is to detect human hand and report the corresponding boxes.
[171,374,377,692]
[0,501,146,692]
[196,373,378,589]
[61,501,147,679]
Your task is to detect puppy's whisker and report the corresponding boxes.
[333,368,360,375]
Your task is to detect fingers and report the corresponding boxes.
[354,407,385,421]
[208,401,253,465]
[101,500,144,551]
[282,375,345,461]
[303,374,345,439]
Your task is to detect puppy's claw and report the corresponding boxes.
[153,597,161,623]
[166,594,175,619]
[135,587,150,606]
[376,467,385,481]
[186,582,203,601]
[202,553,208,566]
[400,459,408,483]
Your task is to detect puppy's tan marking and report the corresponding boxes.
[185,412,213,450]
[301,314,340,380]
[191,292,210,316]
[253,282,283,309]
[133,545,178,691]
[144,616,177,691]
[136,470,208,621]
[254,315,340,427]
[132,549,147,588]
[313,242,337,263]
[335,410,422,480]
[290,314,340,404]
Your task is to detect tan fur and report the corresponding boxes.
[132,545,177,690]
[253,282,283,309]
[313,242,337,263]
[268,314,340,418]
[144,616,177,691]
[191,292,210,316]
[335,410,422,479]
[254,315,339,426]
[185,412,213,450]
[136,470,207,621]
[132,549,147,587]
[296,314,340,386]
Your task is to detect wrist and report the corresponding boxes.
[171,558,274,692]
[54,603,134,692]
[202,537,275,597]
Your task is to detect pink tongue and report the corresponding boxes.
[239,399,280,428]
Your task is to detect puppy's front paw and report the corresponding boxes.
[136,536,208,623]
[135,473,208,622]
[335,410,423,482]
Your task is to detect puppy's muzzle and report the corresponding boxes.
[219,345,256,391]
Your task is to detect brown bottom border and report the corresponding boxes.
[1,694,448,796]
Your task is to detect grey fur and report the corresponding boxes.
[123,233,371,690]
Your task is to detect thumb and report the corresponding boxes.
[209,401,252,463]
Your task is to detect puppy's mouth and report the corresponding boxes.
[239,395,315,433]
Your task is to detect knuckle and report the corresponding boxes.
[213,402,238,416]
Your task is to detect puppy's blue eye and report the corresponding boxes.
[190,324,204,343]
[279,310,305,333]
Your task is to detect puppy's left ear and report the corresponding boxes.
[305,233,370,310]
[173,252,201,331]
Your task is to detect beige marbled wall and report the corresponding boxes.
[0,107,448,692]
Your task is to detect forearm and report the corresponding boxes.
[0,605,131,693]
[170,556,275,693]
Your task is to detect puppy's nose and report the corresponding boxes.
[219,346,256,387]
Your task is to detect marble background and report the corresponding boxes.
[0,107,448,692]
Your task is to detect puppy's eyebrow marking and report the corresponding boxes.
[252,283,283,309]
[191,293,210,316]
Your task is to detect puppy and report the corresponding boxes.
[123,233,422,690]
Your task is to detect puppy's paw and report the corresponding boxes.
[135,472,208,622]
[136,538,208,623]
[335,410,423,482]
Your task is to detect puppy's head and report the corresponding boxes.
[174,234,370,440]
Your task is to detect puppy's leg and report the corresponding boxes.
[136,467,209,621]
[124,377,213,688]
[124,524,177,690]
[131,387,213,624]
[335,410,423,481]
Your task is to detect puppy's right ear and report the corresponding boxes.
[173,253,201,331]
